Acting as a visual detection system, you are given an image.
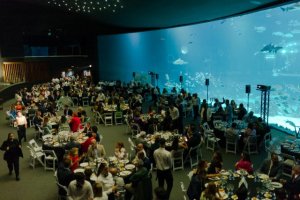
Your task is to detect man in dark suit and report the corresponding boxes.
[57,158,74,196]
[284,165,300,200]
[63,105,73,117]
[258,152,282,180]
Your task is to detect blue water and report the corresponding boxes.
[98,2,300,132]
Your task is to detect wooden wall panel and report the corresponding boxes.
[2,62,25,83]
[2,61,50,83]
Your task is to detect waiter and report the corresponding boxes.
[15,111,27,144]
[154,138,173,199]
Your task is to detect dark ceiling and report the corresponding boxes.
[1,0,298,35]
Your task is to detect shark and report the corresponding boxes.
[260,43,283,53]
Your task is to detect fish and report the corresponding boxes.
[173,58,188,65]
[260,43,283,53]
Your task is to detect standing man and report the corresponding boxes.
[154,138,173,199]
[15,111,27,144]
[169,104,179,131]
[1,133,23,181]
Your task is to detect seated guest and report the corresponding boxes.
[167,136,187,152]
[235,153,253,174]
[258,152,282,180]
[96,163,116,199]
[87,139,106,162]
[114,142,128,160]
[83,122,92,134]
[68,112,81,132]
[93,183,108,200]
[242,123,256,145]
[133,143,147,163]
[284,165,300,200]
[65,135,81,152]
[63,105,73,117]
[57,158,75,197]
[68,147,82,172]
[81,133,96,154]
[42,116,53,135]
[68,172,94,200]
[91,125,101,143]
[225,122,239,139]
[137,151,151,171]
[187,160,208,200]
[125,159,152,200]
[59,115,70,131]
[207,151,223,174]
[200,182,221,200]
[32,110,43,130]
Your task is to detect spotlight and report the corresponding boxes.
[89,65,92,68]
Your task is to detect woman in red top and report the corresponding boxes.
[68,112,81,132]
[235,153,253,174]
[68,147,81,172]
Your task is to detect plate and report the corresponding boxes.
[120,170,132,177]
[258,173,269,179]
[74,168,85,173]
[120,159,129,164]
[80,162,89,167]
[220,170,230,176]
[271,182,283,188]
[247,175,254,179]
[125,164,135,170]
[208,177,220,181]
[264,192,272,198]
[232,195,238,200]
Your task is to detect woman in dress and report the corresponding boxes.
[0,133,23,181]
[114,142,128,160]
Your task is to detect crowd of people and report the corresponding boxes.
[1,74,299,200]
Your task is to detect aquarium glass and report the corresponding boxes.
[97,2,300,132]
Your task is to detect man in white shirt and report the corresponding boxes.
[96,164,116,198]
[15,111,27,144]
[68,172,94,200]
[153,138,173,199]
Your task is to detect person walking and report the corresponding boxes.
[1,133,23,181]
[15,111,27,144]
[154,138,173,199]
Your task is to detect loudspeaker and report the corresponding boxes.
[205,79,209,86]
[179,76,183,83]
[246,85,251,94]
[132,72,136,78]
[156,74,159,80]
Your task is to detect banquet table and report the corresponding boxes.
[281,140,300,160]
[206,170,283,199]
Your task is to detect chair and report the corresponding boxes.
[71,97,78,106]
[281,153,296,178]
[114,111,123,125]
[185,144,201,168]
[56,181,69,200]
[130,123,141,138]
[26,146,45,169]
[82,97,89,106]
[206,134,220,151]
[103,112,113,126]
[172,149,184,171]
[202,122,214,144]
[95,111,104,124]
[28,139,43,152]
[243,136,258,155]
[44,150,58,171]
[225,135,238,154]
[128,137,136,160]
